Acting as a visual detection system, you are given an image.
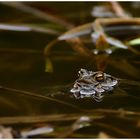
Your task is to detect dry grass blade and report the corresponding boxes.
[110,1,130,17]
[109,59,140,78]
[92,108,140,116]
[0,86,87,112]
[44,38,94,72]
[0,108,138,125]
[0,96,19,110]
[98,131,113,138]
[94,18,140,26]
[1,2,73,29]
[66,38,94,58]
[0,23,60,35]
[105,36,128,49]
[58,23,93,40]
[44,39,58,72]
[1,86,140,116]
[59,18,140,40]
[44,39,58,57]
[0,48,42,54]
[93,121,134,138]
[21,125,54,138]
[45,58,53,72]
[58,116,91,138]
[44,38,94,58]
[0,114,103,125]
[127,46,140,55]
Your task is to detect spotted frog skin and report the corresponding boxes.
[70,69,118,102]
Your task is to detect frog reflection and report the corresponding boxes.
[70,69,118,102]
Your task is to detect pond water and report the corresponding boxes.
[0,2,140,138]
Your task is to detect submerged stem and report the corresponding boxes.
[0,86,86,112]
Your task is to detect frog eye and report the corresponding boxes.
[95,72,104,82]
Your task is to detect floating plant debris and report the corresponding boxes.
[70,69,118,102]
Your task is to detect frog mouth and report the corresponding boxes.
[70,68,118,102]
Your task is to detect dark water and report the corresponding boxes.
[0,2,140,138]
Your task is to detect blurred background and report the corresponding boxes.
[0,2,139,138]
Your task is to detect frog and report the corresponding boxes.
[70,68,118,102]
